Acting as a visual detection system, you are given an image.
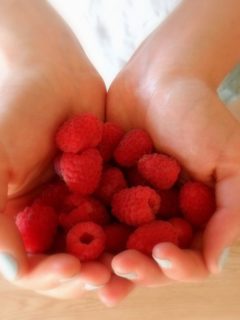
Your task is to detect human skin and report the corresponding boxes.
[0,0,119,300]
[101,0,240,305]
[1,0,240,307]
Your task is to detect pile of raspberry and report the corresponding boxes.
[16,113,216,261]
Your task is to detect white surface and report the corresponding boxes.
[48,0,240,100]
[48,0,181,87]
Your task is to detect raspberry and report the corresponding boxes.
[14,112,218,261]
[157,189,180,218]
[169,217,193,248]
[98,122,125,161]
[114,129,153,167]
[60,149,103,195]
[177,169,192,186]
[56,113,103,153]
[51,229,66,253]
[179,181,216,227]
[95,166,127,205]
[112,186,161,226]
[104,223,132,254]
[138,153,181,189]
[16,204,58,253]
[34,182,69,211]
[59,197,110,230]
[125,166,147,187]
[127,220,179,256]
[54,155,62,177]
[63,192,85,210]
[63,192,99,212]
[66,222,106,261]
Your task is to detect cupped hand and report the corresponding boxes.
[0,0,114,300]
[103,25,240,302]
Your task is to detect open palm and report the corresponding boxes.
[0,0,114,301]
[103,62,240,294]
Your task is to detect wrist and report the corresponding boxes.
[0,0,46,62]
[146,0,240,88]
[0,0,77,69]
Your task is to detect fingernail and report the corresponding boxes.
[153,256,173,269]
[115,272,138,280]
[218,248,230,271]
[58,275,79,283]
[0,253,19,281]
[84,283,105,291]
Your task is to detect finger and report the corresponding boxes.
[34,261,111,299]
[111,250,171,287]
[98,250,134,306]
[203,103,240,273]
[204,173,240,274]
[152,243,208,282]
[98,252,114,269]
[204,208,239,274]
[97,275,134,307]
[0,170,29,282]
[14,253,81,290]
[0,166,8,211]
[74,261,111,291]
[35,277,86,300]
[0,214,29,281]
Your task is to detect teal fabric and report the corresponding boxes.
[218,64,240,103]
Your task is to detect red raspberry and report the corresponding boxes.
[157,189,180,218]
[179,181,216,227]
[34,182,69,211]
[104,223,132,254]
[63,192,100,212]
[63,192,85,211]
[51,229,66,253]
[59,197,110,230]
[56,113,103,153]
[114,129,153,167]
[60,149,103,195]
[169,217,193,248]
[16,204,58,253]
[98,122,125,161]
[54,155,62,177]
[138,153,181,189]
[95,166,127,205]
[127,220,179,256]
[177,169,192,186]
[66,222,106,261]
[111,186,161,226]
[125,166,147,187]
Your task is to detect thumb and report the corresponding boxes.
[203,124,240,273]
[0,215,29,281]
[204,100,240,273]
[203,170,240,274]
[0,175,29,282]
